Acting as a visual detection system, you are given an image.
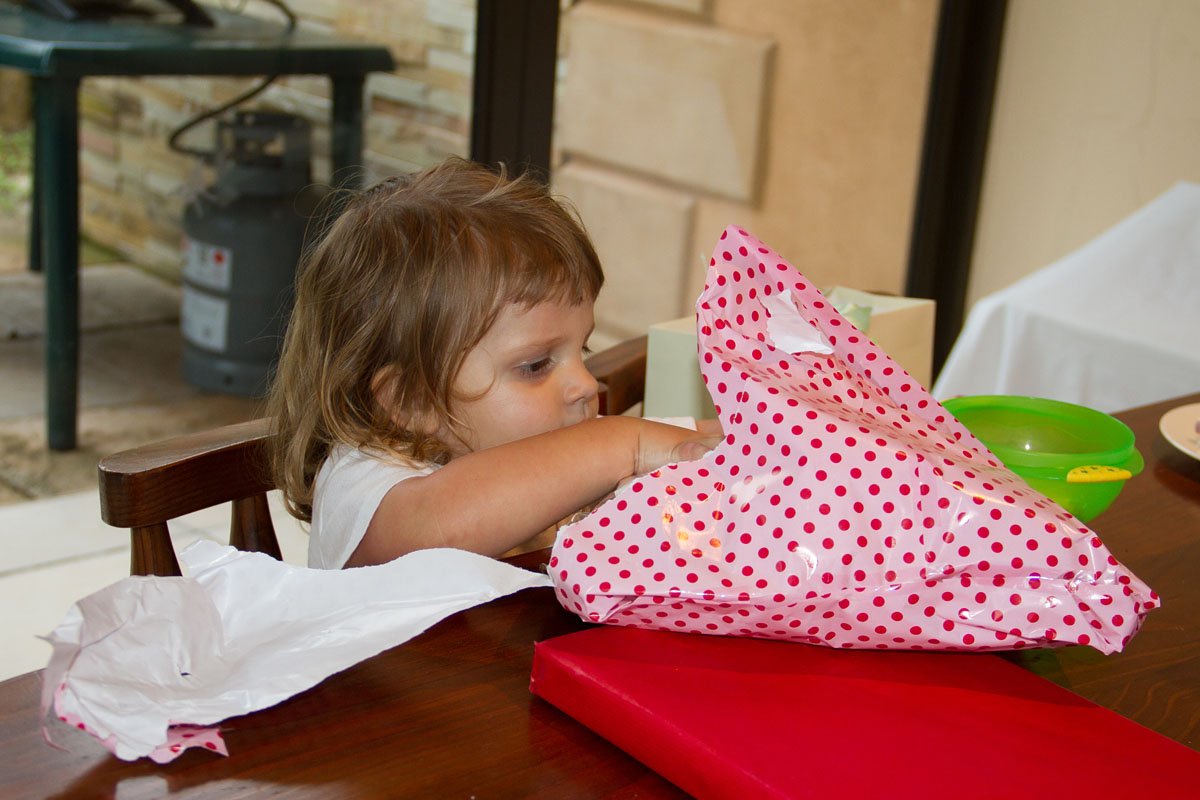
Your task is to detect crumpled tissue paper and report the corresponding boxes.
[42,540,551,762]
[549,225,1157,653]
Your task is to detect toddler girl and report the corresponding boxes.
[268,158,719,568]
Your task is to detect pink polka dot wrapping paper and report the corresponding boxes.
[550,226,1157,653]
[51,683,228,763]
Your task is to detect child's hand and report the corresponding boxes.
[633,419,723,477]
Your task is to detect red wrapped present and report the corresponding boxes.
[531,625,1200,799]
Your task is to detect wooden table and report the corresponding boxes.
[0,4,394,450]
[2,395,1198,798]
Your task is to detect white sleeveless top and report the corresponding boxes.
[309,446,436,569]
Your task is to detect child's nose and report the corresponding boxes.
[565,360,600,406]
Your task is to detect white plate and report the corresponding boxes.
[1159,402,1200,461]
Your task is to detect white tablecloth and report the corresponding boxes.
[933,182,1200,413]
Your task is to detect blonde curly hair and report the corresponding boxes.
[266,158,603,522]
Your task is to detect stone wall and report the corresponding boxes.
[76,0,475,277]
[0,71,30,132]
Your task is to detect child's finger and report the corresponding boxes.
[671,435,721,462]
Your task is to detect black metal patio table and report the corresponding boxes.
[0,3,394,449]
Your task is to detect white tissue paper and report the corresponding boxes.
[41,540,552,762]
[763,289,834,355]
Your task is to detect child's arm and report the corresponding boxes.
[346,416,719,566]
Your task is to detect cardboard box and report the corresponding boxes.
[643,289,935,420]
[824,286,936,387]
[643,315,717,420]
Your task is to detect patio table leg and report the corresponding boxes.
[330,74,365,189]
[28,129,39,273]
[35,75,81,451]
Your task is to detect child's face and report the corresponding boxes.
[443,300,599,456]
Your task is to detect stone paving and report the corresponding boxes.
[0,211,260,507]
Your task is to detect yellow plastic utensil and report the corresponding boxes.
[1066,465,1133,484]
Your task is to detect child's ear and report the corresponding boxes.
[371,366,440,436]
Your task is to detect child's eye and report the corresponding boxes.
[517,357,555,379]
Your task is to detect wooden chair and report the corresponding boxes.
[98,336,648,576]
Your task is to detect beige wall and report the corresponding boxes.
[968,0,1200,307]
[694,0,937,301]
[555,0,938,347]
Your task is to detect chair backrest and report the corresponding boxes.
[98,335,648,575]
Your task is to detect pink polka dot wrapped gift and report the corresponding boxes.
[550,226,1157,653]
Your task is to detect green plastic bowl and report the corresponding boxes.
[941,395,1143,522]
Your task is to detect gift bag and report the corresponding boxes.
[550,226,1156,653]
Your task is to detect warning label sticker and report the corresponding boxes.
[181,285,228,352]
[182,236,233,291]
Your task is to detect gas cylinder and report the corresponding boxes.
[180,110,315,396]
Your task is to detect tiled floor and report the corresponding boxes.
[0,246,300,681]
[0,489,308,680]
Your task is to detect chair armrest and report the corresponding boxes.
[98,418,274,530]
[586,335,647,415]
